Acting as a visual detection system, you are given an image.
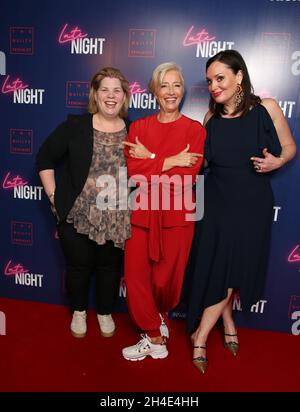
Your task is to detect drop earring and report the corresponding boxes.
[235,84,244,108]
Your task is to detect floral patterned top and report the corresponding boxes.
[67,127,131,249]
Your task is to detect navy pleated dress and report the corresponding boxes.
[183,104,281,333]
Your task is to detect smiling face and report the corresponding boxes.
[206,61,243,108]
[94,77,125,119]
[155,70,184,115]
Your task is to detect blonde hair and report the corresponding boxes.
[88,67,130,118]
[149,62,184,94]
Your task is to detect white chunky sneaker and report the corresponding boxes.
[70,310,87,338]
[122,334,168,361]
[97,314,115,337]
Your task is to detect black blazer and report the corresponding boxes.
[36,113,130,222]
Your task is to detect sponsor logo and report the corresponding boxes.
[10,129,33,155]
[183,25,234,58]
[58,23,105,54]
[1,75,44,104]
[11,221,33,246]
[129,81,157,110]
[10,27,34,55]
[128,29,156,58]
[66,81,89,108]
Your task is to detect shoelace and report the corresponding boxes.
[136,334,151,352]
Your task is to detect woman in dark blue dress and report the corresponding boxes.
[183,50,296,373]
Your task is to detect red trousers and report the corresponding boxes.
[124,224,194,338]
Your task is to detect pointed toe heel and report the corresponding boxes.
[224,332,239,356]
[192,344,208,374]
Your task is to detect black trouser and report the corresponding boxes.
[58,221,123,314]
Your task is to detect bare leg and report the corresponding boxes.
[222,298,238,344]
[192,288,234,359]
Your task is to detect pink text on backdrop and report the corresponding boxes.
[4,260,29,276]
[2,172,28,189]
[288,245,300,263]
[183,26,216,47]
[58,23,88,44]
[1,75,29,94]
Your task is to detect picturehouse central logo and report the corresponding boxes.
[58,24,105,55]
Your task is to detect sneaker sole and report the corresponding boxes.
[123,350,168,361]
[71,330,86,338]
[101,330,115,338]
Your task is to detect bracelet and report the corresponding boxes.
[48,192,55,201]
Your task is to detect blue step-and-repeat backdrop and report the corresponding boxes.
[1,0,299,334]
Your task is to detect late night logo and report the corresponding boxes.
[10,27,34,55]
[128,29,156,58]
[183,25,234,58]
[10,129,33,155]
[1,75,44,104]
[2,172,43,200]
[58,23,105,55]
[4,260,43,288]
[129,81,157,110]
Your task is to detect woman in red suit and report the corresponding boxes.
[122,62,206,361]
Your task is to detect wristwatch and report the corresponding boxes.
[149,153,156,159]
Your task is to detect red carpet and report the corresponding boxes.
[0,297,299,392]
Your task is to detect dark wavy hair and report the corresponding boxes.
[206,50,261,117]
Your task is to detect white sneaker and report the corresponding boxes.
[97,314,115,337]
[71,310,87,338]
[122,334,168,361]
